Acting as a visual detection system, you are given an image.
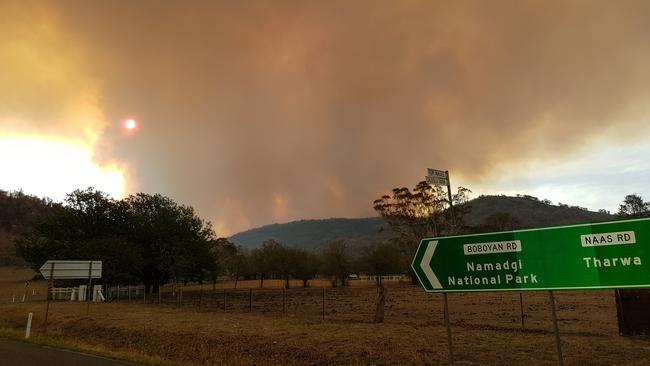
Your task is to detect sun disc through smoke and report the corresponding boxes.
[125,119,137,130]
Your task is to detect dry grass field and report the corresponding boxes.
[0,266,47,303]
[2,266,650,365]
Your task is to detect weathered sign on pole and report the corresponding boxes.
[412,218,650,293]
[425,167,456,365]
[426,168,448,186]
[426,168,456,232]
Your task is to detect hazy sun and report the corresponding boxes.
[124,119,137,130]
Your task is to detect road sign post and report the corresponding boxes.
[43,262,55,333]
[413,218,650,364]
[40,260,102,281]
[86,261,93,314]
[426,167,457,363]
[40,260,102,331]
[549,291,564,366]
[413,218,650,293]
[443,292,453,364]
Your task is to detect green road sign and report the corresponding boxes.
[412,218,650,292]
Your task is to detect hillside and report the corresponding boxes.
[229,217,394,250]
[229,195,615,249]
[0,190,54,265]
[463,195,613,228]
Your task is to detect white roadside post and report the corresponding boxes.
[25,312,33,339]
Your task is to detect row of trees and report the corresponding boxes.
[12,188,409,292]
[16,188,217,291]
[211,238,405,289]
[13,186,649,293]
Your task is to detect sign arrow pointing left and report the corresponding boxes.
[421,241,442,289]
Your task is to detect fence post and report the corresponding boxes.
[283,287,287,316]
[199,284,203,309]
[223,289,227,311]
[322,287,326,320]
[249,288,253,312]
[520,292,525,329]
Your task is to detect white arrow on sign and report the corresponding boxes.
[421,241,442,289]
[39,260,102,280]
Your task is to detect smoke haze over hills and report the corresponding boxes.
[2,1,650,234]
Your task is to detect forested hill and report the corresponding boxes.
[229,195,615,249]
[229,217,394,250]
[0,191,55,265]
[462,195,613,228]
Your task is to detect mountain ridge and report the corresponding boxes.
[229,195,614,249]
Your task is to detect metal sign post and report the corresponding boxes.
[43,262,55,333]
[444,171,456,232]
[443,292,454,364]
[86,261,93,314]
[427,167,456,363]
[549,291,564,366]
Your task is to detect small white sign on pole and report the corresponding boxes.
[426,168,448,186]
[39,260,102,280]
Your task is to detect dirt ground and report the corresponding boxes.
[2,267,650,365]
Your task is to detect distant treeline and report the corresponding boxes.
[4,186,649,291]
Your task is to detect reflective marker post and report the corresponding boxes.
[25,312,33,339]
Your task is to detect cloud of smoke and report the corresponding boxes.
[3,1,650,234]
[0,1,130,199]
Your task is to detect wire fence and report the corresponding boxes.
[2,280,620,334]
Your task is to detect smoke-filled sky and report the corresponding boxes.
[2,0,650,235]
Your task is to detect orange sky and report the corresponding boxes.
[2,0,650,235]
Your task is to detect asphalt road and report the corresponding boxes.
[0,339,142,366]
